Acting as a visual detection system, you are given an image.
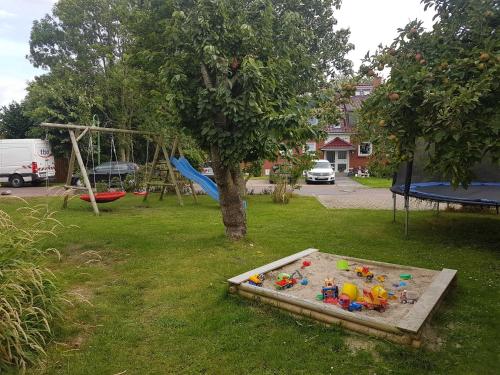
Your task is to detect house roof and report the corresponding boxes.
[321,137,355,151]
[325,124,354,134]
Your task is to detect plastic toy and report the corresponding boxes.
[336,260,349,271]
[300,278,309,286]
[340,283,358,301]
[400,290,419,304]
[348,302,363,312]
[400,273,412,280]
[355,266,374,282]
[277,273,291,281]
[388,291,398,300]
[392,281,407,289]
[376,275,386,282]
[301,260,311,268]
[275,276,297,290]
[362,285,388,312]
[248,274,264,286]
[338,294,351,309]
[322,278,339,303]
[290,270,304,280]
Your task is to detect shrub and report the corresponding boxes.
[0,202,63,371]
[272,180,292,204]
[367,159,396,178]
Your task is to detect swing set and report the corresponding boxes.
[41,122,197,215]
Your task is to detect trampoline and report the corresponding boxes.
[390,142,500,235]
[391,181,500,206]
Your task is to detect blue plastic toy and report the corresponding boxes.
[348,302,363,312]
[301,278,309,286]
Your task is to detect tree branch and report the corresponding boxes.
[200,63,214,89]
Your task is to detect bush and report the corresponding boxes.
[366,159,396,178]
[0,202,63,371]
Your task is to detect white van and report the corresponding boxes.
[0,139,56,187]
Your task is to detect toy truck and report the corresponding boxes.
[400,290,419,304]
[248,274,264,287]
[275,277,297,290]
[362,286,388,312]
[355,266,374,282]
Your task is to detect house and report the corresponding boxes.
[263,83,376,175]
[309,83,374,173]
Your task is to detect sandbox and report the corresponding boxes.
[228,249,456,347]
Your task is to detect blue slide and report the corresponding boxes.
[170,156,220,202]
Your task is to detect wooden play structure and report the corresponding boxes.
[41,123,197,215]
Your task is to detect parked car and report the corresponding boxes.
[201,161,215,181]
[71,161,139,187]
[0,139,56,187]
[305,160,335,184]
[269,164,294,184]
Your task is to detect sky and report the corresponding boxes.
[0,0,437,107]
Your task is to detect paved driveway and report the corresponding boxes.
[247,176,433,210]
[0,185,66,198]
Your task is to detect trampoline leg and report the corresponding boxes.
[496,205,499,215]
[404,196,410,238]
[436,202,440,216]
[393,193,396,223]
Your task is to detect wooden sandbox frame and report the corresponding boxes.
[228,249,457,347]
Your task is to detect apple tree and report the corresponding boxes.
[358,0,499,186]
[134,0,353,239]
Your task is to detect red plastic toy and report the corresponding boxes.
[275,277,297,290]
[301,260,311,268]
[338,294,351,310]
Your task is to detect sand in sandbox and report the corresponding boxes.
[259,252,439,324]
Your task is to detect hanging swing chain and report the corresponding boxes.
[110,134,125,192]
[89,134,96,189]
[130,136,137,189]
[145,138,150,176]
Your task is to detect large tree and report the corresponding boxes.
[134,0,353,239]
[0,102,35,139]
[358,0,499,186]
[28,0,147,160]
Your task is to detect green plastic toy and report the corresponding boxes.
[336,260,349,271]
[277,273,291,281]
[400,273,412,280]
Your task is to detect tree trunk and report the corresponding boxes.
[211,144,247,240]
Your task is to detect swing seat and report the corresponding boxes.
[79,191,127,203]
[133,191,148,196]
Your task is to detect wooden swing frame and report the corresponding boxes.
[41,123,195,215]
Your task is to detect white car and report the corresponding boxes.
[305,160,335,184]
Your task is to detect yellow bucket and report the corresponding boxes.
[341,283,358,300]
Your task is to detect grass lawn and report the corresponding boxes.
[352,177,393,188]
[2,195,499,374]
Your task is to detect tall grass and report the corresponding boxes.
[0,200,64,371]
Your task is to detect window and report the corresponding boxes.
[305,142,316,154]
[337,151,347,159]
[358,142,373,157]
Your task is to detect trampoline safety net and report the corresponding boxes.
[391,143,500,207]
